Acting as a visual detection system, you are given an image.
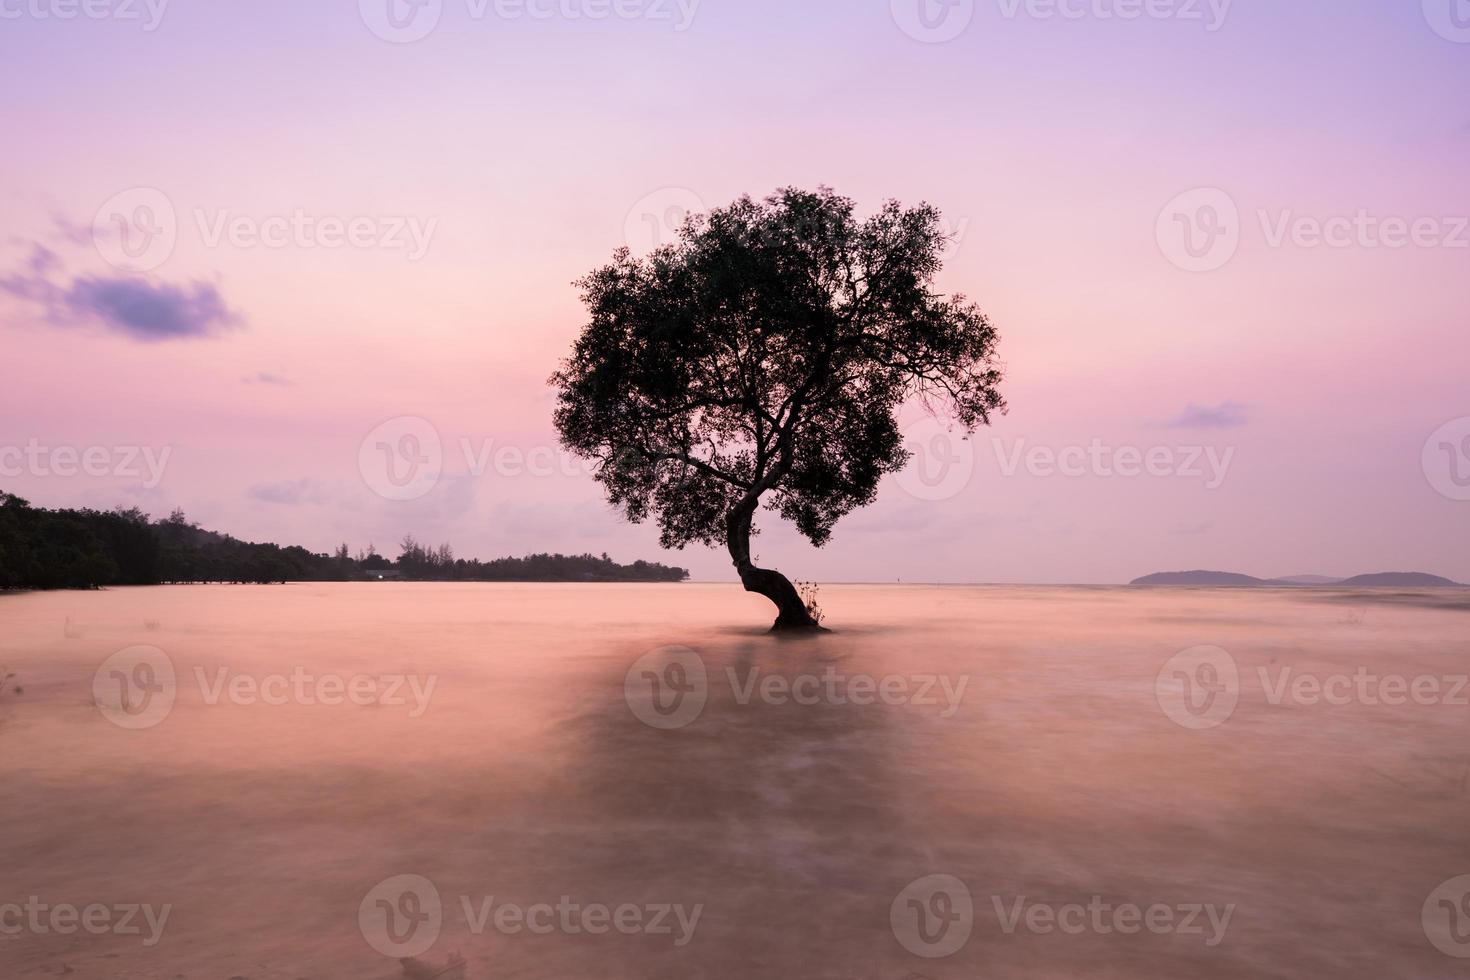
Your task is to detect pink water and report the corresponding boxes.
[2,583,1469,978]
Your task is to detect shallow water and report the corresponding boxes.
[2,583,1469,978]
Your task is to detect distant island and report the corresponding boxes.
[1131,570,1461,587]
[0,491,689,590]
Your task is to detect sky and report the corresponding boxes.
[1,0,1468,584]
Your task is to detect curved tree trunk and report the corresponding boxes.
[725,494,824,632]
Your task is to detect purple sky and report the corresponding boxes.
[2,0,1468,583]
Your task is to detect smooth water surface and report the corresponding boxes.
[2,583,1469,978]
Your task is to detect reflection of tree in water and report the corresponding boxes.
[527,636,950,978]
[400,952,467,980]
[0,666,20,734]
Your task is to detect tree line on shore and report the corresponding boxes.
[0,491,689,589]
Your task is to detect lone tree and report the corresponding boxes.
[552,187,1005,630]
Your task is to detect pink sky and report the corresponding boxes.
[2,0,1468,583]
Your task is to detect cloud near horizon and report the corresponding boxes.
[1164,402,1248,430]
[246,478,360,509]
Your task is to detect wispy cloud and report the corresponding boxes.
[246,479,370,513]
[0,240,240,341]
[49,213,93,247]
[64,276,238,340]
[1163,401,1247,429]
[244,371,293,386]
[247,478,335,506]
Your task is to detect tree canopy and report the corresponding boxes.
[552,187,1005,628]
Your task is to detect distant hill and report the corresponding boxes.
[1131,570,1265,586]
[1336,572,1460,587]
[0,491,690,589]
[1131,569,1460,587]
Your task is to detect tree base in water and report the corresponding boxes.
[769,617,831,634]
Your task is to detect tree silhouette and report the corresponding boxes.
[552,187,1005,630]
